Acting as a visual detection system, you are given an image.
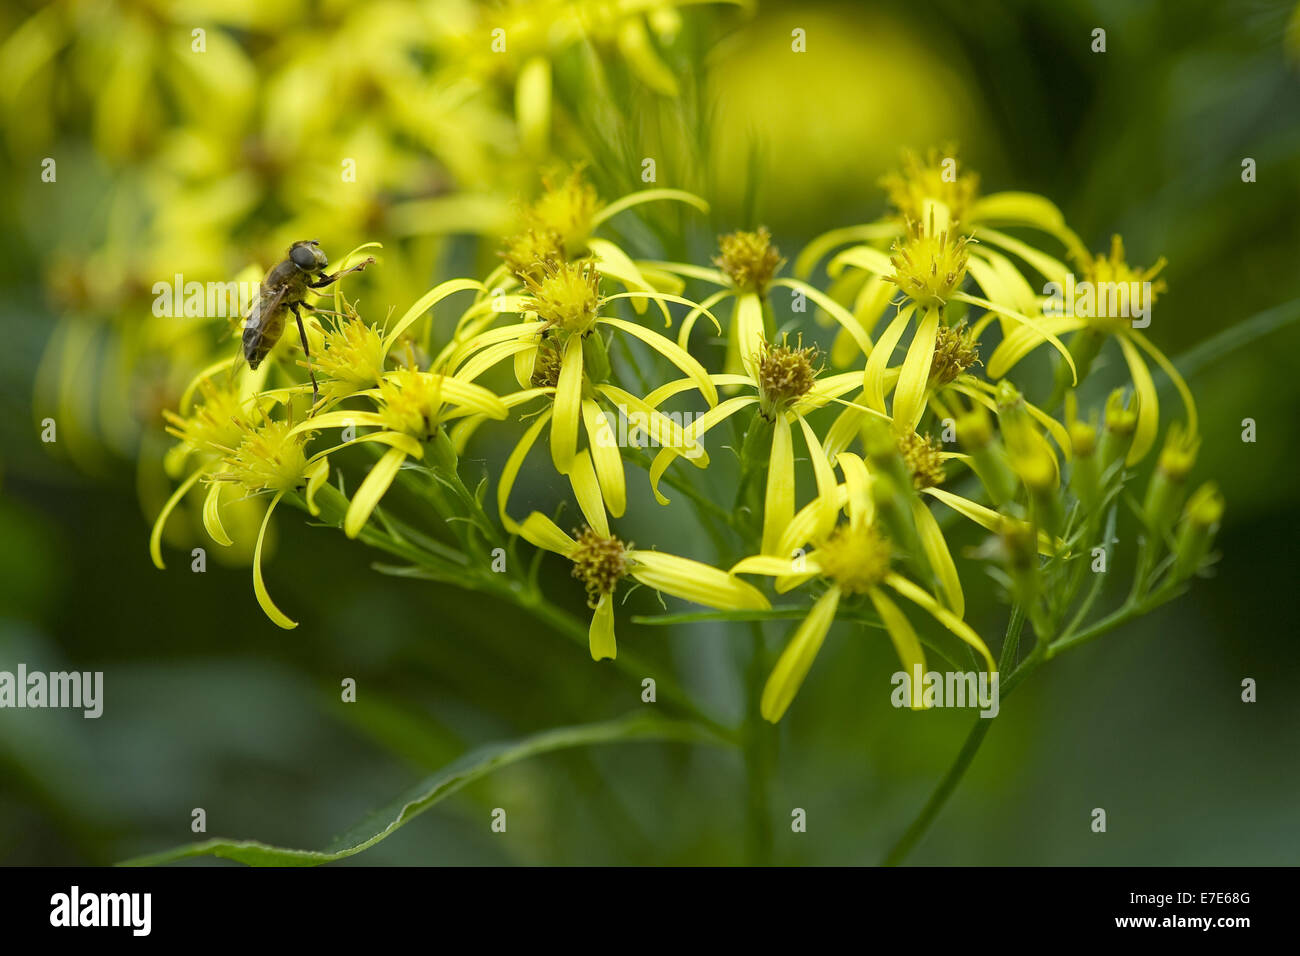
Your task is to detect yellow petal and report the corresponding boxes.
[970,191,1066,233]
[150,468,204,570]
[202,480,234,547]
[589,593,617,661]
[518,511,578,556]
[253,492,297,630]
[796,414,838,541]
[383,279,483,354]
[922,485,1059,555]
[344,446,406,539]
[600,317,718,407]
[734,292,765,381]
[582,400,625,518]
[312,429,424,463]
[591,189,709,228]
[730,554,814,577]
[515,55,551,156]
[499,409,552,533]
[837,451,873,528]
[550,334,584,473]
[597,385,709,470]
[827,244,895,279]
[866,587,926,708]
[615,17,678,95]
[864,304,914,411]
[568,451,610,536]
[773,278,873,357]
[630,551,770,610]
[762,413,795,555]
[1118,334,1159,465]
[304,457,329,516]
[965,297,1082,383]
[457,339,537,385]
[974,228,1069,287]
[1129,329,1198,436]
[290,410,386,436]
[794,223,901,278]
[911,496,963,617]
[761,586,840,722]
[677,289,731,347]
[885,573,995,672]
[589,237,657,319]
[892,306,939,433]
[648,396,753,503]
[776,486,848,559]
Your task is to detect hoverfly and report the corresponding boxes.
[242,239,375,405]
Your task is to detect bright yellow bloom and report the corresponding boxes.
[644,338,866,555]
[648,227,873,384]
[516,510,769,661]
[987,235,1196,465]
[447,262,718,488]
[204,414,330,630]
[729,452,996,722]
[295,368,509,539]
[486,166,710,316]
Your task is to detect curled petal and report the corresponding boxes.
[253,492,297,630]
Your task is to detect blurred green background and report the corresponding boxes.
[1,0,1298,865]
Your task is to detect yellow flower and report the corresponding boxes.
[447,261,718,484]
[314,310,389,402]
[203,415,330,630]
[884,212,972,309]
[515,510,769,661]
[488,166,709,317]
[798,146,1089,280]
[797,148,1088,383]
[830,210,1077,436]
[297,368,509,539]
[714,227,786,295]
[649,226,872,383]
[151,376,257,571]
[645,336,869,555]
[729,452,996,722]
[987,235,1196,465]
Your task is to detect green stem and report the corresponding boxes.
[743,622,774,865]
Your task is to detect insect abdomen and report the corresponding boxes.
[243,310,285,369]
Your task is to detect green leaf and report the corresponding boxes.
[1164,297,1300,391]
[118,713,721,867]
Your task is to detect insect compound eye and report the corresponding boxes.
[290,244,318,269]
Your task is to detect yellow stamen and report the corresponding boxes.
[522,259,602,334]
[715,227,784,294]
[897,431,946,489]
[880,147,979,225]
[569,526,630,607]
[815,523,892,595]
[929,321,980,386]
[885,211,971,308]
[756,335,819,414]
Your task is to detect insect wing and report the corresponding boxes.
[243,284,289,368]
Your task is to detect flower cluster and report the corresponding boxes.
[151,154,1223,723]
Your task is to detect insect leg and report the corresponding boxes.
[308,256,375,289]
[290,302,321,408]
